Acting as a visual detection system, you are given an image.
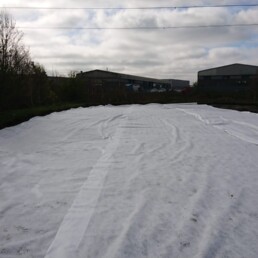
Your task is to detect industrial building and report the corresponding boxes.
[198,63,258,93]
[161,79,190,92]
[76,70,187,93]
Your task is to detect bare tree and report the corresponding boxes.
[0,10,31,77]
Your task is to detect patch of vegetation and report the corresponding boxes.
[210,104,258,114]
[0,103,84,129]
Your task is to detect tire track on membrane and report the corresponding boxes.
[159,107,257,257]
[44,106,133,258]
[177,107,258,145]
[103,106,197,257]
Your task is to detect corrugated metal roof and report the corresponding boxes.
[76,69,168,83]
[198,63,258,76]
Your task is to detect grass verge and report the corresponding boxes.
[0,103,84,130]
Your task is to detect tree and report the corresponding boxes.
[0,10,31,77]
[68,70,78,78]
[0,11,30,109]
[0,11,51,109]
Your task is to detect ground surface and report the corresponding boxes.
[0,104,258,258]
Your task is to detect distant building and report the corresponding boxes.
[198,63,258,93]
[76,70,172,92]
[161,79,190,92]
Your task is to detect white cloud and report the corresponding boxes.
[1,0,258,82]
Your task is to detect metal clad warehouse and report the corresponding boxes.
[198,63,258,93]
[76,70,172,92]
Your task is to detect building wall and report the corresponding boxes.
[162,79,190,89]
[198,64,258,93]
[77,70,171,92]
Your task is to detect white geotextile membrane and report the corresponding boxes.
[1,104,258,258]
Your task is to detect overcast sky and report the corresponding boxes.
[1,0,258,82]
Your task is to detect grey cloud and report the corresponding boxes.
[2,0,258,82]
